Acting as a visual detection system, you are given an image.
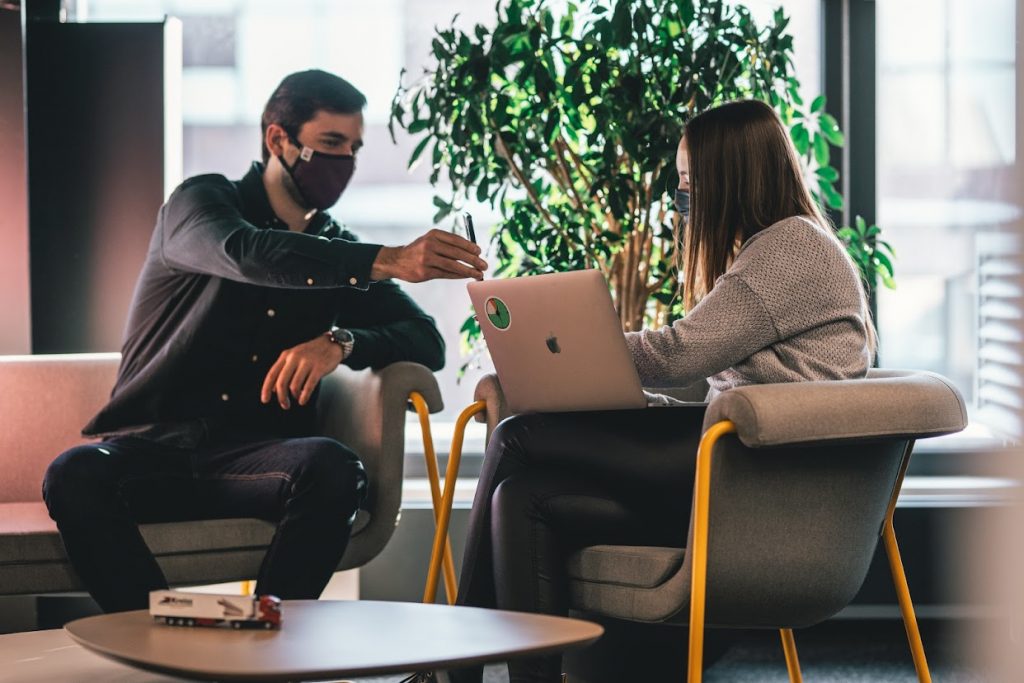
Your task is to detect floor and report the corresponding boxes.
[351,619,989,683]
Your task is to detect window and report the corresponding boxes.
[876,0,1019,424]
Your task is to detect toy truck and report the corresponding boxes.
[149,590,282,629]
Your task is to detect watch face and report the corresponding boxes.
[335,328,354,343]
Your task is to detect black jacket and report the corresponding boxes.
[83,163,445,445]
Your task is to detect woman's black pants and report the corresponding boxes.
[451,405,708,683]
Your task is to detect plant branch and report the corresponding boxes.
[492,129,562,234]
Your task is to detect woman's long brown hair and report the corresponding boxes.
[679,99,876,353]
[681,99,829,309]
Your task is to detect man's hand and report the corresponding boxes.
[370,229,487,282]
[260,334,343,409]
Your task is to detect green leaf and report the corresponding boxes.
[874,250,895,277]
[459,313,480,334]
[815,165,839,182]
[819,113,845,146]
[408,136,432,168]
[790,123,810,155]
[408,119,431,134]
[679,0,695,24]
[431,195,453,223]
[812,132,829,166]
[612,0,632,45]
[810,94,826,113]
[560,11,574,36]
[818,179,844,209]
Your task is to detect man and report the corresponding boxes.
[42,70,486,613]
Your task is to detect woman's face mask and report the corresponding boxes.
[279,139,355,211]
[674,188,690,222]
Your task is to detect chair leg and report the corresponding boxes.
[687,420,737,683]
[422,400,487,605]
[780,629,802,683]
[883,518,932,683]
[410,392,458,604]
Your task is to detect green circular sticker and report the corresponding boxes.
[485,297,511,330]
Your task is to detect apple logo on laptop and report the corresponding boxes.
[546,334,561,354]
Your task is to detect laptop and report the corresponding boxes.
[468,270,647,413]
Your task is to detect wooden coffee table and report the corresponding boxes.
[1,627,186,682]
[60,599,603,681]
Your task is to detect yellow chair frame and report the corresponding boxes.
[417,408,931,683]
[412,396,487,605]
[689,421,931,683]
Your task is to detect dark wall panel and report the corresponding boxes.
[0,8,32,354]
[26,20,175,353]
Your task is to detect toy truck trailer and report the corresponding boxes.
[149,590,282,629]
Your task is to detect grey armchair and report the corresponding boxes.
[446,369,966,683]
[0,353,443,595]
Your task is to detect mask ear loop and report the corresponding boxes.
[276,133,319,219]
[278,133,308,174]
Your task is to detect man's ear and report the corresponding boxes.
[265,123,290,159]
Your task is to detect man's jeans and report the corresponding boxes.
[42,434,367,613]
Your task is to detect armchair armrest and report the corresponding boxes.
[473,373,511,444]
[703,370,967,448]
[316,362,443,568]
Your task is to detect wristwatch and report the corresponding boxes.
[326,326,355,361]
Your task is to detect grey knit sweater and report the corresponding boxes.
[625,215,871,399]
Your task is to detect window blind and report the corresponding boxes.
[977,232,1024,439]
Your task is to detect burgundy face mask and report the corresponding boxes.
[280,140,355,211]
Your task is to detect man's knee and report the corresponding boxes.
[42,444,120,519]
[293,438,367,508]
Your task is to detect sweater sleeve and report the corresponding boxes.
[624,274,780,387]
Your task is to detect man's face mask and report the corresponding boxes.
[674,188,690,223]
[280,138,355,211]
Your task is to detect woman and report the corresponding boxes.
[449,99,874,683]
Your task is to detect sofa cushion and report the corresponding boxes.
[0,502,370,565]
[566,545,691,623]
[0,353,121,504]
[567,545,684,589]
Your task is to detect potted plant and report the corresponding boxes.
[389,0,895,372]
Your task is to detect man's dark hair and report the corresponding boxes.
[260,69,367,162]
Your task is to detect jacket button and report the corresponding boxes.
[307,278,314,286]
[251,354,258,363]
[349,277,358,285]
[221,393,230,402]
[266,309,276,317]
